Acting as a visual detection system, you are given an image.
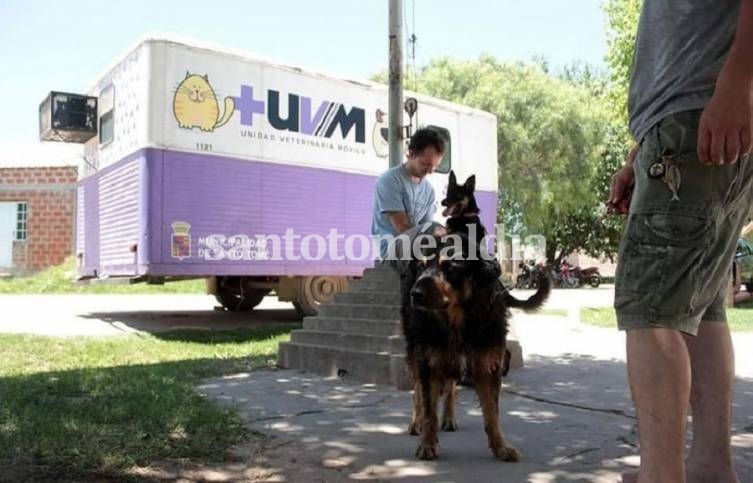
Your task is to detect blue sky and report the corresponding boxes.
[0,0,607,163]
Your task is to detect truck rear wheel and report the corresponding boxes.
[293,276,347,317]
[215,276,270,311]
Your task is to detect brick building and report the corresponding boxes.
[0,145,79,275]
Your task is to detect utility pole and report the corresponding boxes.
[388,0,403,168]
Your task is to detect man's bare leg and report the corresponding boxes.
[627,328,692,483]
[683,322,739,483]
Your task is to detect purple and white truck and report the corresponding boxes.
[42,35,499,315]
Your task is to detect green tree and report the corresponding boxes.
[545,123,631,264]
[535,0,645,264]
[400,56,615,263]
[604,0,643,125]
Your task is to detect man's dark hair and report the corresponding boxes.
[408,128,445,155]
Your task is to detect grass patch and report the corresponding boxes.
[0,326,296,479]
[0,257,205,294]
[580,308,618,329]
[581,306,753,332]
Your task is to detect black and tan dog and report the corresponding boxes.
[442,171,486,237]
[441,170,504,286]
[400,210,549,461]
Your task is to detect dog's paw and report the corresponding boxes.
[441,418,458,432]
[492,444,522,462]
[415,441,438,460]
[408,421,421,436]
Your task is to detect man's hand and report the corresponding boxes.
[698,0,753,164]
[607,145,638,215]
[387,211,413,234]
[697,79,753,165]
[431,225,447,237]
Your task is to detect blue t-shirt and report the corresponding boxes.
[371,164,437,259]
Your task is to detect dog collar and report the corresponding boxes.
[449,212,480,219]
[463,212,480,218]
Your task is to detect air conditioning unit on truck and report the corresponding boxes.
[40,35,498,316]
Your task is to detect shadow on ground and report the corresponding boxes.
[79,307,301,343]
[0,356,278,482]
[198,354,753,482]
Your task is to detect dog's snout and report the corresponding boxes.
[411,271,446,309]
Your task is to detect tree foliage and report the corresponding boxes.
[401,56,618,262]
[604,0,642,125]
[368,1,644,263]
[411,56,610,235]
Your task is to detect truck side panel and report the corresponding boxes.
[154,148,375,276]
[76,38,499,280]
[80,147,497,278]
[99,158,140,275]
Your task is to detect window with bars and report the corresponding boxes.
[16,202,27,241]
[426,125,452,174]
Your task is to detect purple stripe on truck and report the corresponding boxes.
[82,148,497,278]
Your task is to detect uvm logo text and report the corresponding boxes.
[233,85,366,143]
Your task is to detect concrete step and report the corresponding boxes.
[318,303,401,320]
[360,266,400,282]
[290,329,405,354]
[334,290,400,306]
[303,316,403,336]
[346,279,401,293]
[277,341,411,390]
[277,338,524,391]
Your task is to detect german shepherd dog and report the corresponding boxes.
[442,171,486,238]
[401,234,549,461]
[399,171,550,461]
[441,170,503,287]
[442,170,512,376]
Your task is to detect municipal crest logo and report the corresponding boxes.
[171,221,192,260]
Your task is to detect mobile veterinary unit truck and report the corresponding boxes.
[40,35,498,315]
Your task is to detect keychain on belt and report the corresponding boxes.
[648,149,682,201]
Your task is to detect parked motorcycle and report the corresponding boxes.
[515,260,539,289]
[556,261,581,289]
[578,266,602,288]
[519,260,601,289]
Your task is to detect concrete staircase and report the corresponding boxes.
[277,264,523,390]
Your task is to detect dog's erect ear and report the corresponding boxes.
[449,170,457,187]
[463,175,476,193]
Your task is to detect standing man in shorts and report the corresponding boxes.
[609,1,753,482]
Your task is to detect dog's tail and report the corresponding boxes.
[504,275,551,312]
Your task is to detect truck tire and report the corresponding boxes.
[215,276,270,311]
[293,276,347,317]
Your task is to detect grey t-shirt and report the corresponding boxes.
[628,0,741,142]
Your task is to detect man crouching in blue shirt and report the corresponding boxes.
[371,128,446,262]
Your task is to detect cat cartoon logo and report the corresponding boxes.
[170,221,192,260]
[173,72,235,132]
[372,108,389,158]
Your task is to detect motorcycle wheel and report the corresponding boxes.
[589,275,601,288]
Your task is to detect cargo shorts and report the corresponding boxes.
[615,109,753,336]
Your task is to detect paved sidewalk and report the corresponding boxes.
[198,314,753,482]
